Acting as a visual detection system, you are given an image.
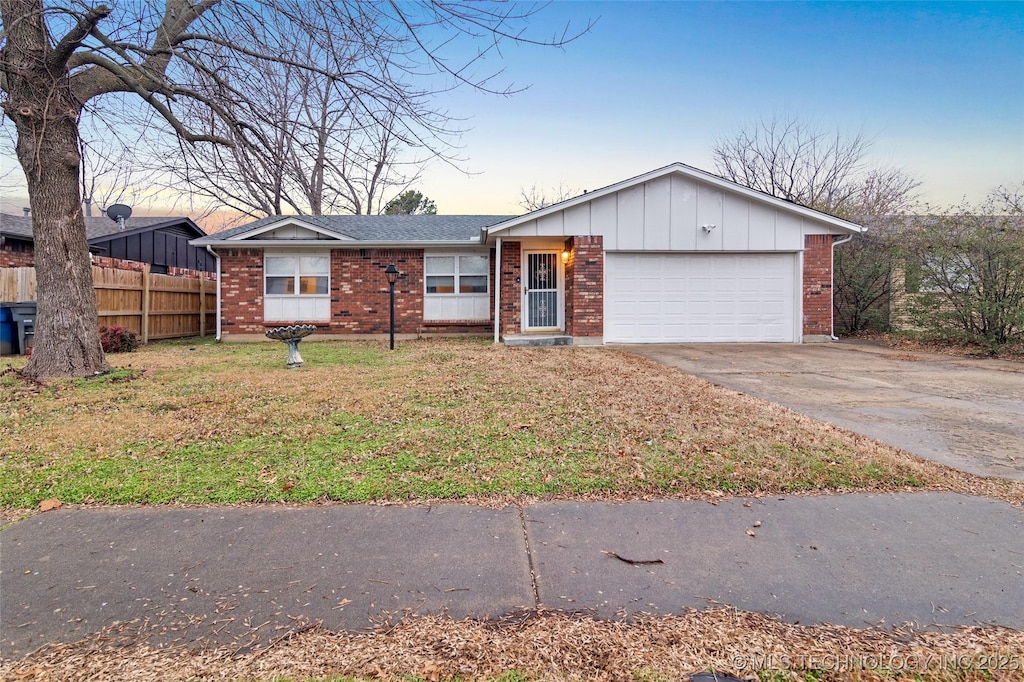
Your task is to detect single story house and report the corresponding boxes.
[1,213,214,273]
[191,163,863,344]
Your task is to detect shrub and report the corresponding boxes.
[99,325,139,353]
[905,187,1024,351]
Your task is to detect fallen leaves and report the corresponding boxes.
[38,498,61,512]
[2,608,1022,682]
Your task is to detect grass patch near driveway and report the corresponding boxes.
[1,338,1019,509]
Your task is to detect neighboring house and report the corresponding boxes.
[191,163,863,344]
[0,214,214,273]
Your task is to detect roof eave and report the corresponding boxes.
[486,162,865,236]
[87,217,206,242]
[193,239,487,248]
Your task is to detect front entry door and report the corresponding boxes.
[524,251,561,330]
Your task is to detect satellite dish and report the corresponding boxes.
[106,204,132,222]
[106,204,132,230]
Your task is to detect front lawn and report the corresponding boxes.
[1,338,1018,509]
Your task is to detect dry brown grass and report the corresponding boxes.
[3,608,1022,681]
[4,340,1023,679]
[3,338,1023,511]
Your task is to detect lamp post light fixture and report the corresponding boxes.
[384,263,399,350]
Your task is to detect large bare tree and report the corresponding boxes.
[162,30,435,217]
[712,113,919,334]
[712,113,873,213]
[0,1,588,378]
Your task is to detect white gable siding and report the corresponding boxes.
[696,184,724,250]
[592,194,618,249]
[722,195,750,250]
[643,176,672,250]
[254,224,341,240]
[616,184,645,250]
[496,173,844,252]
[564,202,591,235]
[669,174,698,250]
[536,212,565,236]
[748,203,777,250]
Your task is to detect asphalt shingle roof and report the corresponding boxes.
[207,215,517,242]
[0,214,199,241]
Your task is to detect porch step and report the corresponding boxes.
[502,334,572,347]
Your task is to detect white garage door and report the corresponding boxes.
[605,253,798,343]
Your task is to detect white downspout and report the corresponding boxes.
[830,233,856,341]
[493,238,502,344]
[206,246,222,341]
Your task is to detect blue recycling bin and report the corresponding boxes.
[7,302,36,355]
[0,305,14,356]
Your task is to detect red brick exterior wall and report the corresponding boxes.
[1,242,34,267]
[332,249,424,333]
[86,255,214,280]
[220,248,265,334]
[564,236,603,338]
[498,241,522,336]
[90,255,147,272]
[219,248,434,336]
[802,234,834,337]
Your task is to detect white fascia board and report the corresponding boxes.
[201,239,485,249]
[485,162,865,237]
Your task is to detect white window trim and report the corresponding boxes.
[423,252,490,296]
[423,251,491,322]
[264,250,331,322]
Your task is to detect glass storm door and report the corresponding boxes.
[524,251,560,330]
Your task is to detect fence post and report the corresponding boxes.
[199,275,207,337]
[141,264,151,344]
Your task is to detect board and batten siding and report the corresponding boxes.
[496,174,838,251]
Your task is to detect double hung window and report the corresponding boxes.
[264,253,330,321]
[423,253,490,320]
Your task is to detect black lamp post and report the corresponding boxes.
[384,263,399,350]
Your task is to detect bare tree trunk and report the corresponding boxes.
[3,0,108,378]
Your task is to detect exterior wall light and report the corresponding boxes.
[384,263,399,350]
[561,250,570,263]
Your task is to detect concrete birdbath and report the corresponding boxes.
[265,325,316,368]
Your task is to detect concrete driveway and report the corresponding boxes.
[625,342,1024,481]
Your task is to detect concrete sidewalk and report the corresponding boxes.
[2,492,1022,659]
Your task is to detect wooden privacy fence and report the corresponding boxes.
[1,265,216,342]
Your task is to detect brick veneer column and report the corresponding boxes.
[219,248,265,335]
[802,234,834,340]
[564,235,603,339]
[499,241,522,335]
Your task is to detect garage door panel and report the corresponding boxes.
[605,253,797,343]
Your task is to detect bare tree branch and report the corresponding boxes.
[46,3,111,70]
[0,0,591,377]
[518,181,579,211]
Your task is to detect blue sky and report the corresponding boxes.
[421,1,1024,214]
[1,1,1020,220]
